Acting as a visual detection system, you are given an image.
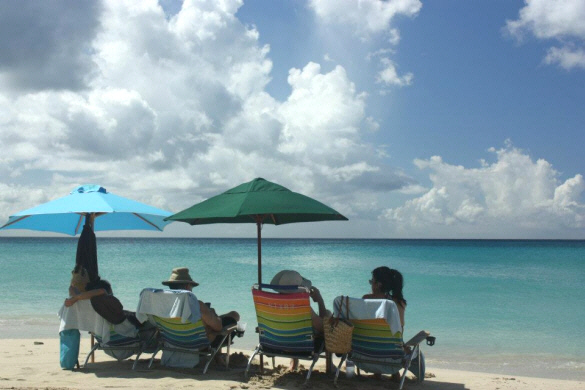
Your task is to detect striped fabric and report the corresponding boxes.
[152,316,210,351]
[252,289,314,353]
[94,325,140,347]
[351,318,405,359]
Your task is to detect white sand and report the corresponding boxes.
[0,338,583,390]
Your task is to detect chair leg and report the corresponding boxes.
[304,353,320,384]
[148,348,161,369]
[203,352,214,374]
[272,356,275,369]
[132,350,143,370]
[333,354,347,386]
[399,345,418,390]
[225,333,231,369]
[244,346,261,379]
[416,347,423,382]
[83,343,100,368]
[399,370,407,390]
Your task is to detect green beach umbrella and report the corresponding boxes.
[166,178,348,284]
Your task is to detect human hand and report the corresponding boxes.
[69,285,79,297]
[64,296,77,307]
[309,286,323,302]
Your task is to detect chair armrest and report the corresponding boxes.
[404,330,431,347]
[220,323,237,335]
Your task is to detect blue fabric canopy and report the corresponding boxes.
[0,185,172,236]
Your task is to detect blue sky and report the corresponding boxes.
[1,0,584,239]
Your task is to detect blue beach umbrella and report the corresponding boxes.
[0,184,173,280]
[1,184,172,235]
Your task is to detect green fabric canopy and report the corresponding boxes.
[167,177,347,225]
[166,178,348,283]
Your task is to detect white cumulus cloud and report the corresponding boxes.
[377,58,413,87]
[383,145,585,238]
[0,0,414,234]
[309,0,421,39]
[506,0,585,70]
[309,0,421,89]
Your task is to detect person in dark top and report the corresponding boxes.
[65,278,142,328]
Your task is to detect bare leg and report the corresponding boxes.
[289,358,299,371]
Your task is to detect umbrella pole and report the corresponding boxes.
[256,219,264,371]
[257,221,262,286]
[84,212,96,363]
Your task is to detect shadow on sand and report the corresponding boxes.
[81,359,468,390]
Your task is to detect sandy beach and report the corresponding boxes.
[1,338,583,390]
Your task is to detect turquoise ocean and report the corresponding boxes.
[1,238,584,380]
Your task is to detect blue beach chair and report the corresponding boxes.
[84,324,144,368]
[58,299,144,369]
[332,296,435,389]
[134,288,236,373]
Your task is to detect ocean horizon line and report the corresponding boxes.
[1,236,585,242]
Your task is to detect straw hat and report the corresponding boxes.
[162,267,199,287]
[270,270,312,293]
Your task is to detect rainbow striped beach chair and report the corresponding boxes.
[134,289,236,373]
[245,284,325,383]
[332,296,435,389]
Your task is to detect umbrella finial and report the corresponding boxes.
[71,185,107,195]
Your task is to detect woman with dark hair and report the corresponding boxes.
[363,266,407,329]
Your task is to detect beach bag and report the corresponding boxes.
[324,296,354,354]
[59,329,80,370]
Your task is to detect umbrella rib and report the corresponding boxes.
[0,215,31,228]
[74,213,85,235]
[132,213,163,231]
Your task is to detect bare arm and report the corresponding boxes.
[199,301,222,332]
[310,286,327,318]
[64,288,107,307]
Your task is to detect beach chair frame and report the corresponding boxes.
[332,296,435,389]
[134,315,235,373]
[83,327,145,368]
[245,284,325,384]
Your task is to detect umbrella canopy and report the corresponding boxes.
[1,184,173,282]
[166,178,348,284]
[1,184,172,236]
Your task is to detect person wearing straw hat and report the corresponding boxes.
[162,267,240,344]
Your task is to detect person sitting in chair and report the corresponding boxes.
[65,269,143,329]
[271,270,329,334]
[363,266,406,330]
[270,270,330,371]
[162,267,240,346]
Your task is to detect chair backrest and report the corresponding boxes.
[94,325,140,347]
[136,288,209,351]
[333,296,404,360]
[152,316,210,350]
[252,284,314,353]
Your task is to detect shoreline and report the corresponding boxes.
[1,338,583,390]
